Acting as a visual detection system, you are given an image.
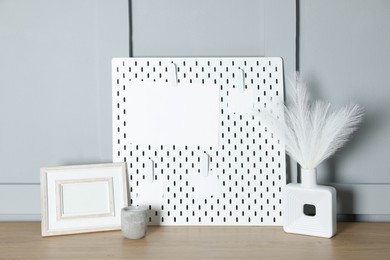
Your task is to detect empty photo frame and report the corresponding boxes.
[40,163,128,237]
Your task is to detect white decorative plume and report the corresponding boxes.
[282,74,364,169]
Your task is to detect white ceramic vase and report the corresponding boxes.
[283,168,337,238]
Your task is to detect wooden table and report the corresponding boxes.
[0,222,389,259]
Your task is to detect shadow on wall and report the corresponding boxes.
[301,75,388,184]
[323,105,388,183]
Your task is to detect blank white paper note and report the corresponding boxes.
[125,83,220,147]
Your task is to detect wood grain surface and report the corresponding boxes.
[0,222,389,259]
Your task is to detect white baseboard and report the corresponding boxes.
[330,183,390,214]
[0,184,40,221]
[1,183,390,221]
[0,214,40,221]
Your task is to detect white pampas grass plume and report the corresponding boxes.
[282,74,364,169]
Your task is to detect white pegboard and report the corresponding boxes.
[112,57,286,226]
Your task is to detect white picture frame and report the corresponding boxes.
[40,163,128,237]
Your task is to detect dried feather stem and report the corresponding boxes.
[282,74,364,169]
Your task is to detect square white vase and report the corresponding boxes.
[283,168,337,238]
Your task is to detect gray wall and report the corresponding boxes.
[133,0,390,216]
[131,0,296,77]
[299,0,390,215]
[132,0,266,57]
[0,0,128,220]
[2,0,389,220]
[131,0,297,180]
[0,0,296,221]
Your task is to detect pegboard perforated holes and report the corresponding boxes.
[113,57,285,225]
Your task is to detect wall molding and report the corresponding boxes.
[331,183,390,215]
[0,184,40,221]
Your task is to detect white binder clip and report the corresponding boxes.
[146,159,154,183]
[228,68,254,114]
[200,153,210,177]
[236,68,245,92]
[169,62,178,87]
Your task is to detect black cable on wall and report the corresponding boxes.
[295,0,300,71]
[128,0,133,57]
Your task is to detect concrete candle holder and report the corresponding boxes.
[121,206,147,239]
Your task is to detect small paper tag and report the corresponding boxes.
[228,89,254,114]
[189,170,222,198]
